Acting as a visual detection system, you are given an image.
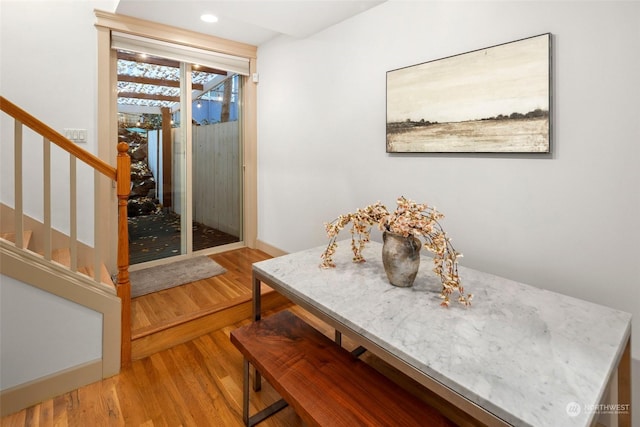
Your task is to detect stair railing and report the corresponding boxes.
[0,96,132,367]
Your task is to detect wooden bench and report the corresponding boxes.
[230,310,455,427]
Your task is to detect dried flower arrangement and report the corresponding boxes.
[320,196,472,307]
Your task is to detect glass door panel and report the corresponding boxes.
[192,74,243,251]
[117,50,184,264]
[117,49,241,265]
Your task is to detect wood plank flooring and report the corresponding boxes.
[1,303,480,427]
[1,309,304,427]
[131,248,289,360]
[1,247,478,426]
[1,247,302,426]
[131,248,272,333]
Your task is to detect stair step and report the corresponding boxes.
[78,264,113,286]
[1,230,33,249]
[52,248,115,289]
[131,291,290,360]
[52,247,71,265]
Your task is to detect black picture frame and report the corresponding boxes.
[386,33,552,154]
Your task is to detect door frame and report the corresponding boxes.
[95,10,258,272]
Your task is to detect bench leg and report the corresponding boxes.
[243,358,289,427]
[243,359,250,425]
[253,366,262,392]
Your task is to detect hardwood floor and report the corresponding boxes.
[131,248,288,360]
[1,247,476,426]
[1,247,302,427]
[131,248,272,332]
[1,310,304,427]
[1,303,478,427]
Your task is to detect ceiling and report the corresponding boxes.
[115,0,386,46]
[115,0,385,113]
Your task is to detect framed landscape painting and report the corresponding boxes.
[386,33,551,153]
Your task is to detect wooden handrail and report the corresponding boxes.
[0,96,116,181]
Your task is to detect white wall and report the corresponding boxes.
[0,0,118,244]
[0,274,102,389]
[0,0,637,414]
[0,0,118,391]
[256,0,640,370]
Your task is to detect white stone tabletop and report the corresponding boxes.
[252,240,631,427]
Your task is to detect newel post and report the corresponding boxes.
[116,142,132,367]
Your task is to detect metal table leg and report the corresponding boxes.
[252,271,262,391]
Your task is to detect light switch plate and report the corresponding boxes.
[64,128,88,143]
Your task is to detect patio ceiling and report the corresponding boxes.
[117,50,228,113]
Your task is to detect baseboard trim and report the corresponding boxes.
[255,240,288,257]
[0,359,102,417]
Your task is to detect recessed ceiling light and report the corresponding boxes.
[201,14,218,23]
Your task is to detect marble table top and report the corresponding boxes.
[253,240,631,427]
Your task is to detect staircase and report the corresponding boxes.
[0,230,32,247]
[0,96,133,414]
[1,206,114,291]
[0,97,132,356]
[0,227,122,417]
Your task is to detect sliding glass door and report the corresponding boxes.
[115,47,243,265]
[191,75,243,252]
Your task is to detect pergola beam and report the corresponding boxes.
[118,74,204,91]
[118,92,179,102]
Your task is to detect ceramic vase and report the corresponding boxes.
[381,231,421,287]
